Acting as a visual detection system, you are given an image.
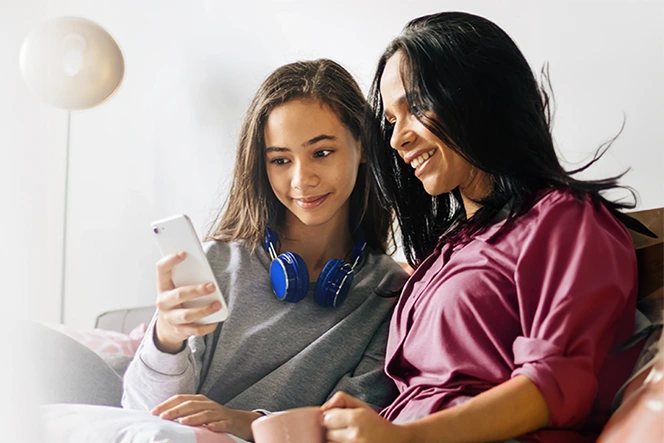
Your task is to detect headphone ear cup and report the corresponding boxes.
[270,251,309,303]
[314,259,354,308]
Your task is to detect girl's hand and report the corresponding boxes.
[154,252,221,353]
[321,392,412,443]
[152,394,260,441]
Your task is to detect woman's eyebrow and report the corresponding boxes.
[383,95,408,120]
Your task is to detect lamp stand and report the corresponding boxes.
[20,17,124,325]
[59,111,71,324]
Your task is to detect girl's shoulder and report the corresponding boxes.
[203,238,267,265]
[364,247,410,273]
[203,238,243,255]
[361,248,411,297]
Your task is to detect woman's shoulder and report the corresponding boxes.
[529,188,617,222]
[520,188,633,248]
[531,188,587,213]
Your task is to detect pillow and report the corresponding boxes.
[612,325,662,409]
[41,403,248,443]
[46,322,147,357]
[598,333,663,443]
[99,353,135,378]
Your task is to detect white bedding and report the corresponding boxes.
[40,404,248,443]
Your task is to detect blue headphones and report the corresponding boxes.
[263,226,366,308]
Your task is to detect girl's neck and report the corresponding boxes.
[278,212,354,282]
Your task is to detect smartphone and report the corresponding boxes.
[151,214,229,324]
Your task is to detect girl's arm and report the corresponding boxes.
[323,375,548,443]
[330,316,399,410]
[123,247,222,410]
[121,311,208,410]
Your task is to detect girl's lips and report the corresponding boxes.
[294,193,329,209]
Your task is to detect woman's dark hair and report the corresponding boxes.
[207,59,393,253]
[367,11,635,267]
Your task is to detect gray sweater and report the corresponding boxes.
[122,240,408,412]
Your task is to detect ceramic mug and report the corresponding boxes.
[251,406,325,443]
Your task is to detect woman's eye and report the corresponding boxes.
[269,158,289,165]
[314,149,332,158]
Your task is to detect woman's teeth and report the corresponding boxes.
[411,149,436,169]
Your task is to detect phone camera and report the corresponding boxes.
[153,227,159,234]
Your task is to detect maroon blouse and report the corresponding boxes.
[381,190,640,443]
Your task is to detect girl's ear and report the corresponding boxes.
[360,145,368,164]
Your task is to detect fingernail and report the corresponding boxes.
[206,283,215,291]
[212,302,221,310]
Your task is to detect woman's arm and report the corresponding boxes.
[404,375,548,442]
[323,375,548,443]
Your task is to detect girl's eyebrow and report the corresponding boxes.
[303,134,337,146]
[265,146,289,153]
[265,134,337,152]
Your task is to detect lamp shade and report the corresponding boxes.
[19,16,124,110]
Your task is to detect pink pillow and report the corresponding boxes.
[48,323,147,357]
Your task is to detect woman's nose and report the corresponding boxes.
[390,119,416,152]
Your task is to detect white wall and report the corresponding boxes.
[2,0,663,331]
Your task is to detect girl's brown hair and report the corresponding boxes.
[206,59,393,253]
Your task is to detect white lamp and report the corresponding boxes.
[20,16,125,323]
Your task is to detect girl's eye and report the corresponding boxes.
[269,158,290,165]
[314,149,332,158]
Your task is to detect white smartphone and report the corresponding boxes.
[151,214,229,324]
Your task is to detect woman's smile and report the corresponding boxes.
[410,149,437,178]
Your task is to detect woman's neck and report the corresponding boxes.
[459,169,493,218]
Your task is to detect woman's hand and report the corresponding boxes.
[321,392,411,443]
[154,252,222,353]
[152,394,260,441]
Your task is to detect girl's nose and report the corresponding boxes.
[292,161,319,190]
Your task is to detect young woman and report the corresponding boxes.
[122,59,408,441]
[321,12,643,443]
